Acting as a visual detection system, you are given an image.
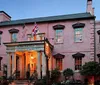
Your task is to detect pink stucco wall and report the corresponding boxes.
[0,17,95,72]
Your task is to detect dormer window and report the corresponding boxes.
[9,29,19,42]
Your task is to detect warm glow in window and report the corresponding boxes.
[75,57,82,70]
[56,59,62,71]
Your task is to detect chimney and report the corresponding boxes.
[0,11,11,22]
[86,0,94,15]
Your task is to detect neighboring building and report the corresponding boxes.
[0,0,97,80]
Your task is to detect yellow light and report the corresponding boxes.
[31,56,34,59]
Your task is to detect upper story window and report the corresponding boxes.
[53,24,65,44]
[0,31,3,45]
[9,29,19,42]
[74,28,83,42]
[72,52,85,70]
[72,23,85,42]
[55,29,63,43]
[11,33,17,42]
[97,30,100,43]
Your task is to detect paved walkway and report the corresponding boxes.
[9,82,34,85]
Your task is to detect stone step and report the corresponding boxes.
[14,80,29,84]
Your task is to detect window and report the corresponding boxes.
[75,57,82,70]
[0,57,3,71]
[11,33,17,42]
[74,28,83,42]
[0,31,3,45]
[9,29,19,42]
[55,29,63,43]
[0,34,1,45]
[97,30,100,43]
[56,59,62,71]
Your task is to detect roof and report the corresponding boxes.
[0,12,95,27]
[0,11,11,18]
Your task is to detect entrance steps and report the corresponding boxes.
[9,80,34,85]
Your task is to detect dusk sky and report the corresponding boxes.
[0,0,100,20]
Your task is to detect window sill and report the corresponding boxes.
[74,70,80,72]
[74,41,83,43]
[54,42,64,44]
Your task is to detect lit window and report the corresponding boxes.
[74,28,83,42]
[11,33,17,42]
[56,59,62,71]
[75,57,82,70]
[55,29,63,43]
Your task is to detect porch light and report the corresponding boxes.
[31,56,34,59]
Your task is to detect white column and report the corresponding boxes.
[42,52,46,76]
[12,53,16,74]
[37,51,40,79]
[7,53,11,77]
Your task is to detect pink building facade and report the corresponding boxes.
[0,0,98,80]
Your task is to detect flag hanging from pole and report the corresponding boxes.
[32,23,38,36]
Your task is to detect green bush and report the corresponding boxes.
[63,68,74,78]
[51,68,61,83]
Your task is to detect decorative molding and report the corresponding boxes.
[9,29,19,33]
[53,24,65,30]
[72,52,85,58]
[53,53,65,59]
[72,23,85,28]
[0,31,3,34]
[97,30,100,35]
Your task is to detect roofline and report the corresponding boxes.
[0,12,95,27]
[0,11,11,18]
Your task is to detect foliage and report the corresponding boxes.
[63,68,74,77]
[0,76,3,80]
[51,68,61,82]
[80,61,100,76]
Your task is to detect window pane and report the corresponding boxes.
[55,29,63,43]
[74,28,83,42]
[12,33,17,42]
[75,57,82,70]
[56,59,63,70]
[0,35,1,45]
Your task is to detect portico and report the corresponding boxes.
[4,40,53,79]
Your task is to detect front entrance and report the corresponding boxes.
[15,51,38,79]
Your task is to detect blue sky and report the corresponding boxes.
[0,0,100,20]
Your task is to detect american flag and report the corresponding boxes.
[32,23,38,36]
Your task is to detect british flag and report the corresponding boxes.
[32,23,38,36]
